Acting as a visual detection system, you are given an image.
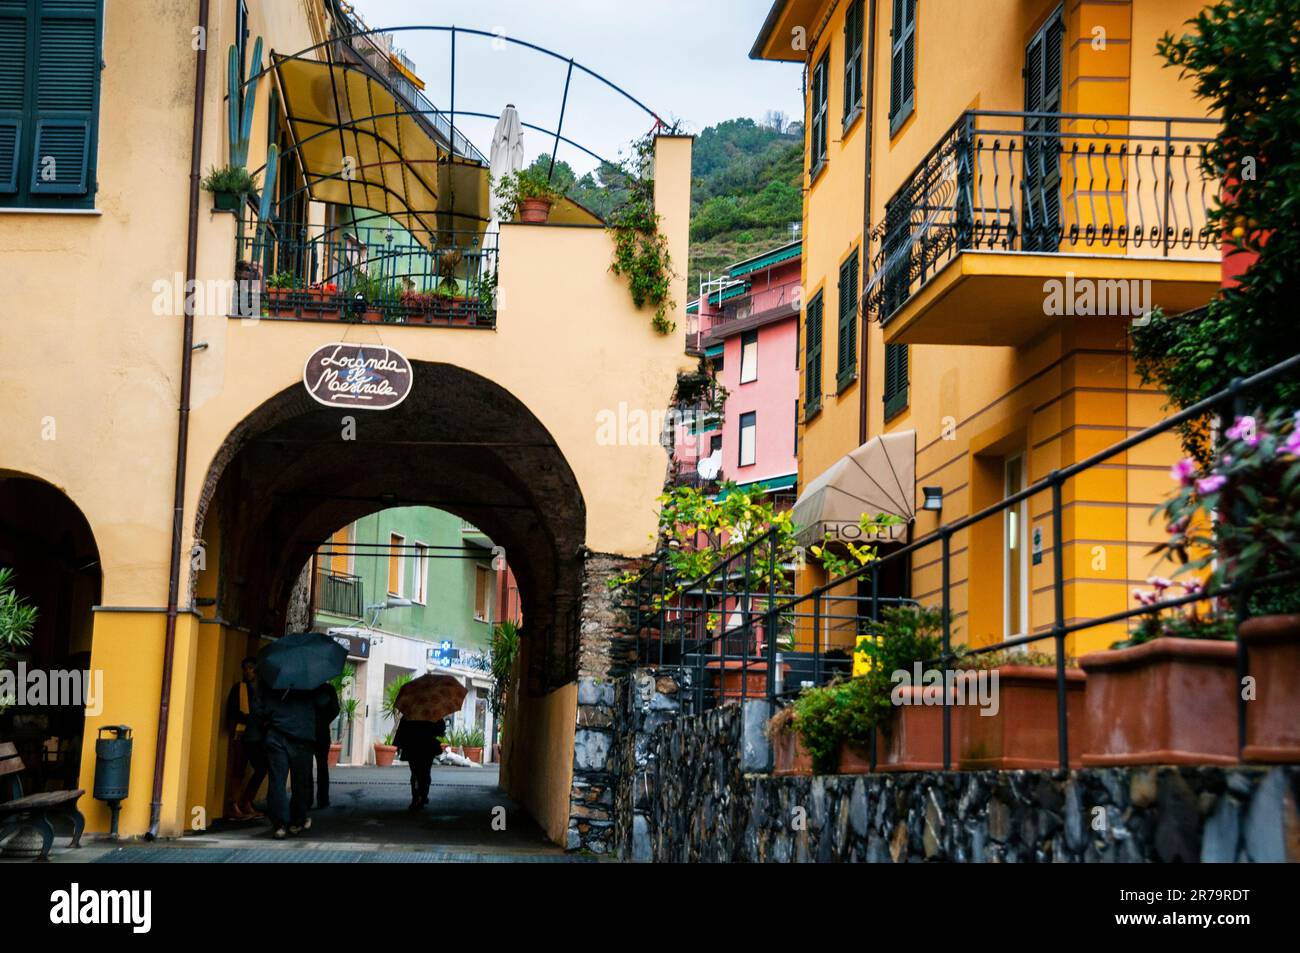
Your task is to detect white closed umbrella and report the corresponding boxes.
[488,104,525,235]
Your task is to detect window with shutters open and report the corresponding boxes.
[842,0,864,129]
[0,0,103,209]
[804,291,824,420]
[809,52,828,177]
[836,249,859,391]
[883,343,909,420]
[888,0,917,137]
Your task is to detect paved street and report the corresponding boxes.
[3,765,587,864]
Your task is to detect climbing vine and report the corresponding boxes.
[608,130,678,334]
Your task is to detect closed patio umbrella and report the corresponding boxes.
[488,103,525,237]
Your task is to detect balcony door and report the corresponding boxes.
[1022,6,1065,252]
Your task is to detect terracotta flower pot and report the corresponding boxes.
[373,743,398,767]
[519,198,552,224]
[876,684,963,772]
[1240,614,1300,763]
[492,743,501,763]
[464,746,483,763]
[957,665,1086,770]
[1079,637,1238,766]
[327,742,342,768]
[771,729,811,776]
[837,742,873,774]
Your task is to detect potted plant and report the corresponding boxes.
[201,163,257,212]
[1152,408,1300,762]
[0,569,37,716]
[764,704,811,776]
[462,727,485,764]
[374,731,398,767]
[494,168,565,224]
[264,270,301,316]
[1079,578,1237,766]
[953,648,1085,770]
[847,605,957,773]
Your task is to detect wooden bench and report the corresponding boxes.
[0,742,85,862]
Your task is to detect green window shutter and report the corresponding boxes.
[805,292,823,419]
[30,0,101,196]
[0,7,27,193]
[883,343,909,420]
[842,0,863,124]
[889,0,917,134]
[836,250,859,390]
[810,53,829,172]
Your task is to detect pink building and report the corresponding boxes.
[681,240,801,502]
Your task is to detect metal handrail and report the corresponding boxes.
[866,108,1220,320]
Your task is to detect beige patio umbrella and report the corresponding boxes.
[790,430,917,546]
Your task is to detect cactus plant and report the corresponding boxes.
[228,36,263,168]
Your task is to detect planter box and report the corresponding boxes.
[212,190,243,212]
[876,685,963,772]
[708,660,788,702]
[837,743,873,774]
[771,729,811,776]
[957,665,1086,770]
[1080,637,1238,766]
[1240,614,1300,763]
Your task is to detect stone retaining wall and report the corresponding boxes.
[645,704,1300,863]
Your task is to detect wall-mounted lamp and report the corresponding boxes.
[922,486,944,512]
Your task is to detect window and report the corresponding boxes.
[474,565,491,622]
[739,329,759,383]
[0,0,105,208]
[809,52,829,175]
[709,433,723,455]
[387,533,404,596]
[328,525,351,575]
[412,541,429,604]
[794,399,799,455]
[883,343,909,420]
[739,412,757,467]
[888,0,917,135]
[836,250,860,390]
[842,0,864,127]
[804,292,824,419]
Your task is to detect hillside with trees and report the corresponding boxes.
[517,114,804,297]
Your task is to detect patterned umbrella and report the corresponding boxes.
[395,673,467,722]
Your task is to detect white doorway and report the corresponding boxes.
[1004,455,1030,640]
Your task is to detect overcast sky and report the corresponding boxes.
[349,0,804,170]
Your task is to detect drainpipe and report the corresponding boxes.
[147,0,210,840]
[858,0,877,446]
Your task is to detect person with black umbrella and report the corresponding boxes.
[255,632,347,838]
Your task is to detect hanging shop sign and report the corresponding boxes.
[303,342,412,410]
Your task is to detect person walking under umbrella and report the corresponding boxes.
[226,657,268,819]
[393,673,467,811]
[256,632,347,838]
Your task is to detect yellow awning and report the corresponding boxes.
[270,52,490,238]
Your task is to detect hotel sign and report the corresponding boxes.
[303,343,412,410]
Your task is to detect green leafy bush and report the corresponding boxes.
[201,163,257,195]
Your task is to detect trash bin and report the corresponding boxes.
[93,725,132,801]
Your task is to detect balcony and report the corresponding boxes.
[865,110,1222,347]
[315,569,365,620]
[235,221,498,328]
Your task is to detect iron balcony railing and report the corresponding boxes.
[865,110,1220,323]
[631,351,1300,772]
[235,219,498,328]
[316,569,365,620]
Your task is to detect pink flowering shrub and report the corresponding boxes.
[1153,407,1300,617]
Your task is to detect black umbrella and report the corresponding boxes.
[257,631,348,691]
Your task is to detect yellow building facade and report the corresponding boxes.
[753,0,1220,654]
[0,0,691,842]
